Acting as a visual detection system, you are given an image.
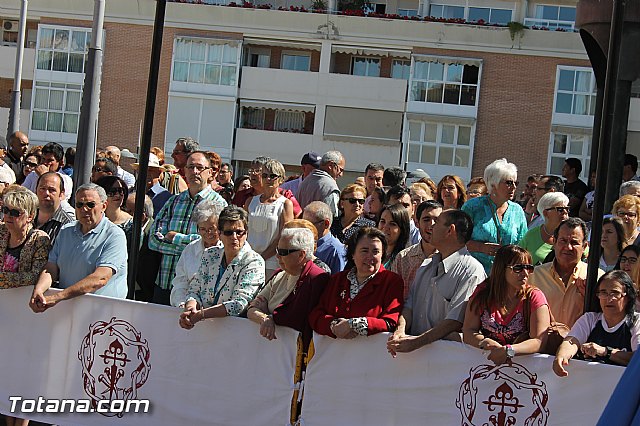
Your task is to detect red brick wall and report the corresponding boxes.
[413,46,590,182]
[0,78,32,108]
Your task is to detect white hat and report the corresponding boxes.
[132,153,161,170]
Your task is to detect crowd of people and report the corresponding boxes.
[2,129,640,424]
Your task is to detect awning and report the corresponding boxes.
[331,45,411,58]
[551,125,593,136]
[239,99,315,113]
[412,54,482,67]
[244,37,322,51]
[405,112,476,126]
[174,36,241,47]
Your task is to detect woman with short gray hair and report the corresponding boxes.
[248,227,329,342]
[462,158,528,274]
[519,192,570,265]
[170,200,223,307]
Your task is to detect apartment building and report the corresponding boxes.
[0,0,638,184]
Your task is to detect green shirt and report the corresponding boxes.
[518,225,553,265]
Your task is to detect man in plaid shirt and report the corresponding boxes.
[149,151,227,305]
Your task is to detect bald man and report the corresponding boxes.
[105,145,135,188]
[6,131,29,177]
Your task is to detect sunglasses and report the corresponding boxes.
[276,248,300,256]
[106,187,125,197]
[545,206,570,213]
[503,180,519,187]
[261,173,280,181]
[2,206,24,218]
[92,167,106,173]
[75,201,98,209]
[342,197,365,205]
[221,229,246,237]
[507,264,535,273]
[23,161,38,168]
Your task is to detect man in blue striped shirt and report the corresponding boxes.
[149,151,227,305]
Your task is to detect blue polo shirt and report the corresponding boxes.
[315,232,346,275]
[49,216,128,298]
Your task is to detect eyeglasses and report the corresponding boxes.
[248,168,263,175]
[332,162,344,174]
[545,206,570,213]
[106,187,125,197]
[620,256,638,264]
[507,264,535,273]
[92,167,107,173]
[342,197,365,205]
[2,206,24,218]
[23,161,38,168]
[75,201,98,209]
[185,165,210,173]
[503,180,519,187]
[595,291,626,300]
[261,173,280,181]
[221,229,246,237]
[617,211,638,218]
[276,248,300,256]
[197,226,218,234]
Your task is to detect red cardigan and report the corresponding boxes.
[309,266,404,337]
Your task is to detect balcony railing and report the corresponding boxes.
[524,18,576,31]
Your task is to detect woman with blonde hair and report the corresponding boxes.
[331,184,375,244]
[245,159,294,277]
[612,194,640,246]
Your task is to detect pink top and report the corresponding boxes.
[471,283,548,345]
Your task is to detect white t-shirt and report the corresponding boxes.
[569,311,640,351]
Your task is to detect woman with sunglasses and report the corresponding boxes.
[518,192,570,265]
[600,217,626,272]
[462,158,528,274]
[615,245,640,311]
[180,205,265,329]
[463,245,550,365]
[0,187,50,290]
[331,184,375,244]
[612,195,640,246]
[244,159,294,278]
[554,270,639,376]
[17,153,40,185]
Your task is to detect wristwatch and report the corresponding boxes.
[605,346,614,360]
[505,345,516,359]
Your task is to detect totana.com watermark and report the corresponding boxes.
[9,396,150,414]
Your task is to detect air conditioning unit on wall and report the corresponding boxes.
[3,20,19,32]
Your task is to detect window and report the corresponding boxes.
[407,121,472,167]
[246,47,270,68]
[351,57,380,77]
[555,67,596,116]
[411,60,479,106]
[468,7,512,24]
[36,27,91,73]
[281,53,311,71]
[397,9,418,17]
[172,38,238,86]
[31,82,82,134]
[548,133,591,179]
[274,111,305,132]
[241,107,265,129]
[525,5,576,30]
[391,60,411,80]
[429,4,464,19]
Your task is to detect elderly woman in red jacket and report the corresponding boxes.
[309,227,404,338]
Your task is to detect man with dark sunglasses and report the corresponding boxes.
[90,157,117,183]
[29,183,129,313]
[149,151,227,305]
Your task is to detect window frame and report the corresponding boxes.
[280,51,311,72]
[351,56,381,77]
[546,132,591,180]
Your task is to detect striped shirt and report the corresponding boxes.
[149,186,227,290]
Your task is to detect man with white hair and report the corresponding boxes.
[620,180,640,198]
[29,183,129,312]
[296,150,345,216]
[105,145,136,188]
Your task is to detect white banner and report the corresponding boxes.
[0,287,296,426]
[0,287,625,426]
[300,334,624,426]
